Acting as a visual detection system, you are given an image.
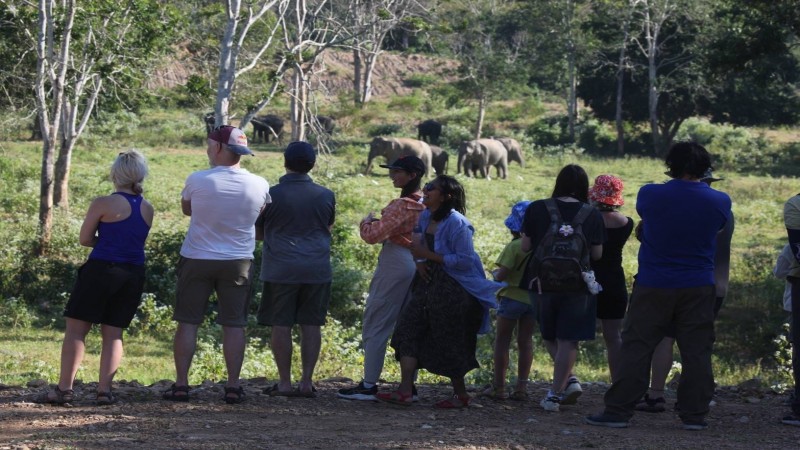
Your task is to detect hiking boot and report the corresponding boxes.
[585,413,630,428]
[561,376,582,405]
[540,392,561,412]
[337,381,378,401]
[634,393,666,413]
[682,419,708,431]
[782,413,800,427]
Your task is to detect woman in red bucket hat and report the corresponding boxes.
[588,175,633,383]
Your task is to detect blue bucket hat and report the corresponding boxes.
[504,200,531,233]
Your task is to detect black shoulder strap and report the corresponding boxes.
[571,203,593,226]
[543,198,563,224]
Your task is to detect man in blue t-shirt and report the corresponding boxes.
[586,142,732,431]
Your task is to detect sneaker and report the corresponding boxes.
[634,393,666,413]
[540,393,561,412]
[682,419,708,431]
[337,381,378,401]
[561,377,582,405]
[412,384,420,402]
[782,413,800,427]
[585,413,630,428]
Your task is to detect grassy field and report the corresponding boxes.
[0,106,796,390]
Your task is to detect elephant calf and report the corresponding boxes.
[430,145,449,175]
[496,137,525,168]
[457,139,509,180]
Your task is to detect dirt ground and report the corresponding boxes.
[1,377,799,449]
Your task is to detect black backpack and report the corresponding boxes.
[522,199,593,293]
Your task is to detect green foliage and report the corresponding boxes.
[0,297,37,328]
[403,74,438,88]
[367,123,403,137]
[772,321,794,391]
[675,118,800,174]
[128,293,176,337]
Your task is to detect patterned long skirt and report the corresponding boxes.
[390,263,483,379]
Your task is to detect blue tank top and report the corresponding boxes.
[89,192,151,266]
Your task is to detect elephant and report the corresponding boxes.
[496,137,525,168]
[457,138,509,179]
[315,115,335,135]
[417,119,442,145]
[366,137,433,177]
[429,145,449,175]
[252,114,284,144]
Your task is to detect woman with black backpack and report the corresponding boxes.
[520,164,606,412]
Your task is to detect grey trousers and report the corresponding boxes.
[603,284,716,422]
[361,242,416,384]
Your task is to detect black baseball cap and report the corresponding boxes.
[380,155,426,175]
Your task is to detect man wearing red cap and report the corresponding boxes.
[163,125,270,404]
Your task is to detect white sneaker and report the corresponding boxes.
[540,393,561,412]
[561,377,583,405]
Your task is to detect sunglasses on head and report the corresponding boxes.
[423,182,439,192]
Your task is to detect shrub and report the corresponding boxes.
[0,297,38,328]
[403,74,438,88]
[367,123,403,137]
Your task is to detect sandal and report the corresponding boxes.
[96,391,117,406]
[162,384,190,402]
[224,386,245,404]
[264,383,299,397]
[293,386,317,398]
[34,386,74,405]
[375,390,413,406]
[481,384,508,400]
[509,390,529,401]
[433,394,470,409]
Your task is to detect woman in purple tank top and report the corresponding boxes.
[36,150,154,406]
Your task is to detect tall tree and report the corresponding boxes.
[27,0,174,252]
[214,0,289,130]
[280,0,348,144]
[442,0,529,139]
[347,0,422,106]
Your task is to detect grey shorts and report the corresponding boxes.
[173,257,254,327]
[258,282,331,326]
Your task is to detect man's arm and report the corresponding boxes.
[181,198,192,216]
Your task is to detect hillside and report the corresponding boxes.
[147,49,460,100]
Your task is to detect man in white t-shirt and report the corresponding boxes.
[163,125,270,405]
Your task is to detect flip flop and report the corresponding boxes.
[264,383,298,397]
[375,390,413,406]
[293,386,317,398]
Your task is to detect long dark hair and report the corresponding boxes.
[551,164,589,203]
[400,169,423,198]
[430,175,466,221]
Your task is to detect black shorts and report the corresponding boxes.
[63,259,146,328]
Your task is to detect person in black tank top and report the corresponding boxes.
[35,151,153,407]
[588,175,633,383]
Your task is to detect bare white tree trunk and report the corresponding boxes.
[214,0,286,129]
[476,95,486,139]
[349,0,417,106]
[34,0,74,254]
